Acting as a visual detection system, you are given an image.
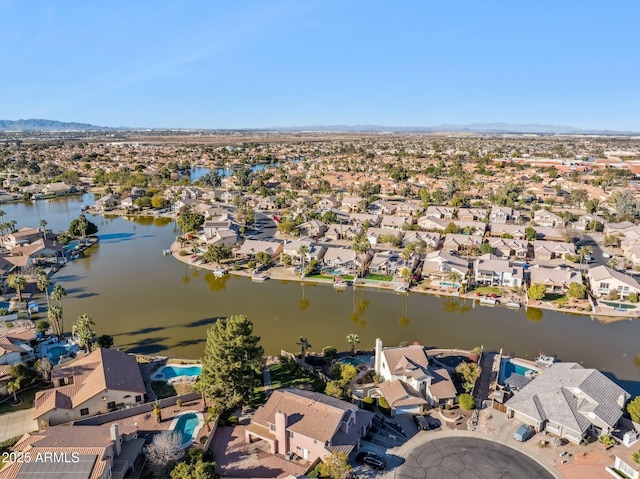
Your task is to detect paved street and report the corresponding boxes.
[0,409,37,442]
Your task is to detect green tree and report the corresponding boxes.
[297,337,311,360]
[35,320,50,335]
[176,212,205,233]
[255,251,271,267]
[528,283,547,300]
[7,274,26,302]
[324,380,349,400]
[480,242,492,255]
[525,226,537,241]
[72,313,96,353]
[318,451,352,479]
[459,393,475,410]
[627,396,640,422]
[170,448,219,479]
[48,304,63,337]
[351,233,370,278]
[456,362,481,392]
[200,315,264,413]
[203,244,231,264]
[568,282,587,300]
[36,272,51,309]
[68,214,98,238]
[151,195,168,209]
[35,357,52,382]
[444,222,461,234]
[585,198,600,214]
[346,333,360,356]
[96,334,114,349]
[7,377,20,403]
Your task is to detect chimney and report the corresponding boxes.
[374,338,383,375]
[110,424,121,456]
[274,411,289,455]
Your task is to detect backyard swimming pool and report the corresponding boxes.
[170,411,204,448]
[337,355,371,366]
[151,364,202,381]
[48,345,69,365]
[498,358,540,385]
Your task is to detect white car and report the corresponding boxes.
[602,252,611,258]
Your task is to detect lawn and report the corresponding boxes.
[305,274,334,281]
[0,385,49,415]
[250,360,322,408]
[364,273,393,281]
[472,286,504,295]
[546,294,568,304]
[151,381,194,399]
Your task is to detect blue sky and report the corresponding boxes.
[1,0,638,130]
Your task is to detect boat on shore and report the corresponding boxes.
[479,297,498,306]
[333,278,349,290]
[395,284,409,294]
[251,269,270,282]
[535,351,555,368]
[506,301,521,308]
[213,268,228,277]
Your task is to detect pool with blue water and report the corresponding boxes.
[172,412,202,447]
[156,364,202,380]
[499,358,539,385]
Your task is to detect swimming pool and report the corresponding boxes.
[48,345,69,365]
[498,358,540,385]
[151,364,202,381]
[170,411,204,448]
[337,356,371,366]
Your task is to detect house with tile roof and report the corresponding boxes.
[505,363,630,444]
[588,265,640,299]
[532,240,575,260]
[324,223,363,241]
[0,423,144,479]
[487,238,530,259]
[374,339,457,413]
[0,327,35,367]
[33,348,147,428]
[245,388,374,463]
[529,265,583,294]
[401,231,442,249]
[234,239,284,259]
[474,254,525,288]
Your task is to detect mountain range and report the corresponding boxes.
[0,119,636,135]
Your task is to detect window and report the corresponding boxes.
[107,401,116,410]
[599,282,609,290]
[289,431,294,438]
[135,395,142,403]
[269,424,275,432]
[80,408,89,416]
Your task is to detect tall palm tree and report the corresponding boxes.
[297,245,309,274]
[297,337,311,360]
[39,219,48,241]
[36,272,51,309]
[51,284,67,335]
[346,333,360,356]
[48,305,63,337]
[7,274,26,302]
[351,233,371,278]
[7,220,16,233]
[72,313,96,353]
[446,271,463,288]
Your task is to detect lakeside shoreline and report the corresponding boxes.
[167,240,634,324]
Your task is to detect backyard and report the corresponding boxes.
[249,359,324,408]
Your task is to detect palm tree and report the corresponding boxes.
[297,337,311,360]
[446,270,463,288]
[297,245,309,275]
[72,313,96,353]
[608,256,619,270]
[7,274,26,302]
[7,220,16,233]
[351,233,371,278]
[39,219,48,241]
[346,333,360,356]
[7,377,20,403]
[193,380,208,409]
[36,273,51,309]
[51,284,67,335]
[48,305,63,337]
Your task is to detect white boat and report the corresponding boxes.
[333,279,349,290]
[251,270,270,282]
[506,301,521,308]
[535,352,555,368]
[162,249,172,255]
[395,284,409,294]
[213,268,228,277]
[479,297,498,305]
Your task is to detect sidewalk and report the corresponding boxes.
[0,409,38,442]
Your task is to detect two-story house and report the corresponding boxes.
[474,254,524,288]
[588,265,640,299]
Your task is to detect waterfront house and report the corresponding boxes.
[587,265,640,299]
[505,362,630,444]
[0,423,144,479]
[321,246,367,273]
[402,231,442,249]
[425,206,455,219]
[0,227,42,248]
[0,327,35,366]
[33,348,147,428]
[421,250,469,284]
[324,223,363,241]
[473,254,524,288]
[528,265,583,294]
[368,250,418,276]
[533,210,565,228]
[532,240,576,260]
[95,193,120,212]
[245,388,374,463]
[458,208,488,222]
[377,380,429,416]
[489,206,521,224]
[282,238,326,264]
[234,239,283,260]
[374,339,457,412]
[488,238,530,259]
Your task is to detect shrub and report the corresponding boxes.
[247,260,256,269]
[608,290,620,301]
[362,396,374,411]
[322,346,337,361]
[629,292,639,303]
[178,250,188,256]
[175,399,182,408]
[378,396,391,415]
[459,393,475,410]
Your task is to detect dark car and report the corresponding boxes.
[356,452,386,470]
[413,414,441,430]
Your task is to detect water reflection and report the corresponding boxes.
[204,272,228,292]
[526,307,544,322]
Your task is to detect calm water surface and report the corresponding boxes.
[4,195,640,394]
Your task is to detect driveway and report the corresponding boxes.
[0,409,38,442]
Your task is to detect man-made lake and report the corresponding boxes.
[3,194,639,394]
[190,164,278,182]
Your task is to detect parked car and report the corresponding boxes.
[513,424,535,442]
[413,414,441,430]
[602,252,611,258]
[356,452,386,470]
